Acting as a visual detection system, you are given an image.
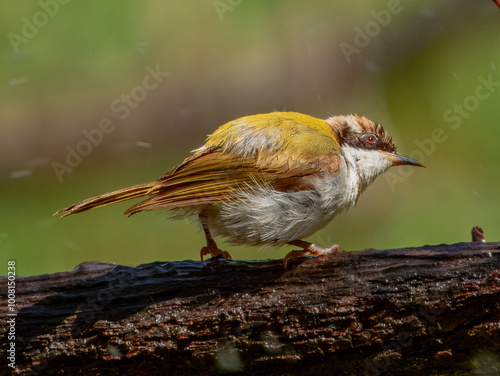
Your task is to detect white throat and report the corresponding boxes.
[341,144,392,187]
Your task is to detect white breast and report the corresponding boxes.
[209,152,375,246]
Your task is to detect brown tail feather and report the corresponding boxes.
[54,182,161,218]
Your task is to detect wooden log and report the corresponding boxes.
[1,238,499,375]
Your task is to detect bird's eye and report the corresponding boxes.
[362,134,378,144]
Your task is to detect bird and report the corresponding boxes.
[55,111,423,267]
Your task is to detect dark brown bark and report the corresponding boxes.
[1,240,499,375]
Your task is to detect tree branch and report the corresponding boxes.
[2,238,499,375]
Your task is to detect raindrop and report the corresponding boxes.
[9,77,29,86]
[136,141,152,148]
[10,170,33,179]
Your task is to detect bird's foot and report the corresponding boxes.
[200,246,232,264]
[284,242,340,269]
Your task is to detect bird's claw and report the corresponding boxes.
[283,244,340,269]
[200,246,232,264]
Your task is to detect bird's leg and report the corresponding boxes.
[199,215,232,263]
[283,239,340,269]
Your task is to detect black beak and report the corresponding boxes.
[387,152,425,167]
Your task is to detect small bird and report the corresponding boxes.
[55,112,423,267]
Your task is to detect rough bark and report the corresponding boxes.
[1,240,499,375]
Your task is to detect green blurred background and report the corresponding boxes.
[1,1,499,276]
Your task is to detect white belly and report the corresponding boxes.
[209,167,364,246]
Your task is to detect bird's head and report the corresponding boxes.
[327,115,424,185]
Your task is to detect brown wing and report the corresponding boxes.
[124,147,340,215]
